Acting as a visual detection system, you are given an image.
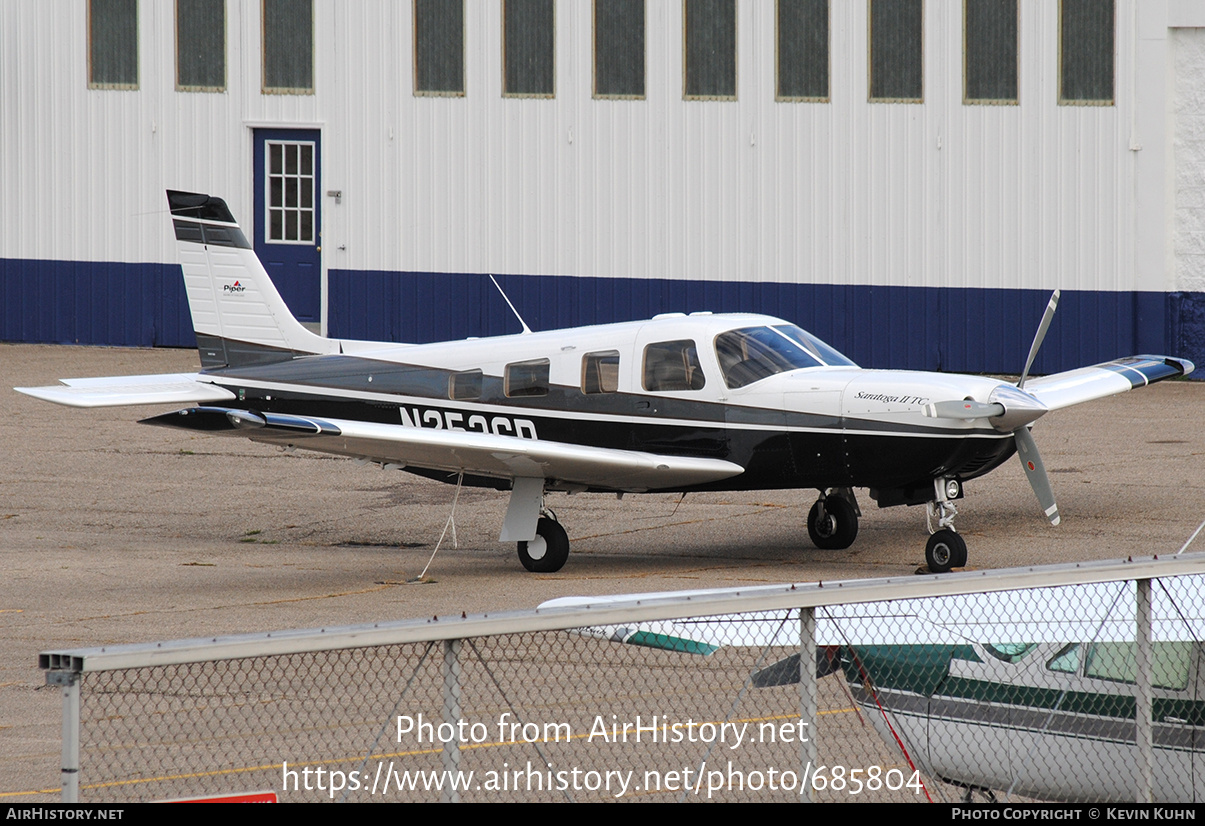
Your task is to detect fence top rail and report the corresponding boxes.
[39,553,1205,674]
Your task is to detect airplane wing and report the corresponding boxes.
[140,406,746,492]
[539,575,1205,654]
[1023,355,1194,411]
[14,374,237,408]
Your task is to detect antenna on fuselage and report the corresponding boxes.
[489,274,533,335]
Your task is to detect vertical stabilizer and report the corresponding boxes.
[167,190,335,369]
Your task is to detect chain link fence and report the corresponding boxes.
[40,555,1205,803]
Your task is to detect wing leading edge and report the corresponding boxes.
[1023,355,1194,411]
[141,406,745,492]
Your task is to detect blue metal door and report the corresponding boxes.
[253,128,321,323]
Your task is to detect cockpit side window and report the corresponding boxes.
[1047,643,1081,674]
[1083,641,1194,691]
[643,341,705,392]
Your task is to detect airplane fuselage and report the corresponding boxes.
[198,312,1017,502]
[22,192,1191,573]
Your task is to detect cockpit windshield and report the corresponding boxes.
[714,325,855,389]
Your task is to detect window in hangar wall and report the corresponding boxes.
[266,141,316,243]
[89,0,138,89]
[262,0,312,93]
[1059,0,1113,104]
[504,0,555,97]
[777,0,829,101]
[177,0,226,91]
[415,0,465,95]
[684,0,737,100]
[594,0,645,98]
[869,0,923,102]
[964,0,1017,103]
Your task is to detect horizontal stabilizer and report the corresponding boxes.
[1024,355,1194,411]
[142,407,746,492]
[15,374,236,408]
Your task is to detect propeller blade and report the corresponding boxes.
[1018,290,1060,390]
[923,400,1006,420]
[1014,426,1060,526]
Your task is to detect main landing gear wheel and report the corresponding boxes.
[807,495,859,550]
[925,529,967,574]
[517,517,570,573]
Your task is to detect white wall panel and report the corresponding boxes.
[0,1,1186,294]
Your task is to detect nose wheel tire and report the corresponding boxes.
[925,529,967,573]
[807,495,859,550]
[518,517,570,573]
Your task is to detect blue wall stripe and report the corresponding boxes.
[330,270,1205,376]
[0,258,195,348]
[2,259,1201,378]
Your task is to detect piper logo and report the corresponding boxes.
[223,280,246,294]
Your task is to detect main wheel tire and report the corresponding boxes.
[807,495,859,550]
[517,517,570,573]
[925,529,967,574]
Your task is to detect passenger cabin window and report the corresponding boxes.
[505,359,550,397]
[982,642,1037,663]
[449,369,482,400]
[581,351,620,394]
[715,325,824,389]
[643,341,705,392]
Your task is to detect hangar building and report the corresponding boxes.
[3,0,1205,375]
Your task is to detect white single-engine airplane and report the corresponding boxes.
[15,192,1196,573]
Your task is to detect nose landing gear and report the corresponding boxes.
[924,478,967,573]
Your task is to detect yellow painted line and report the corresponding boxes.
[0,789,60,799]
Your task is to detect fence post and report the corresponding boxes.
[45,670,80,803]
[1135,577,1153,803]
[800,606,817,803]
[442,638,463,803]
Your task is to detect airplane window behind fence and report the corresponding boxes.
[643,341,705,392]
[1083,641,1193,691]
[449,369,482,400]
[505,359,550,397]
[1047,643,1081,674]
[983,642,1037,663]
[581,351,620,394]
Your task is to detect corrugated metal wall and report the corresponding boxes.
[0,1,1198,371]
